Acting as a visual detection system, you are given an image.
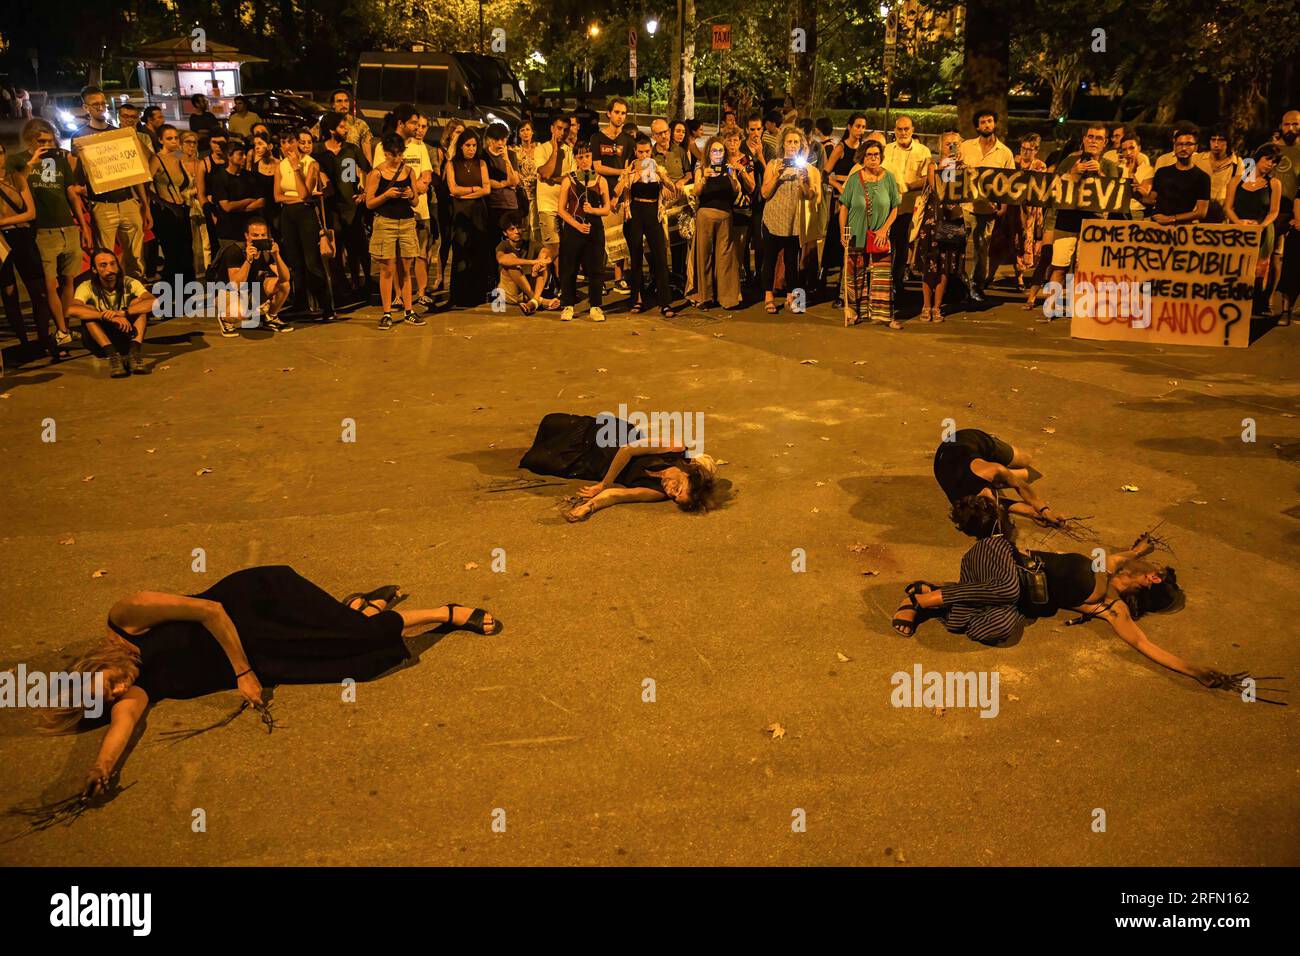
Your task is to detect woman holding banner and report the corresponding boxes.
[1225,143,1282,316]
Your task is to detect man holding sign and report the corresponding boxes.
[71,86,152,280]
[1047,124,1119,303]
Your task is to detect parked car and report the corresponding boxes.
[45,92,88,134]
[239,90,329,138]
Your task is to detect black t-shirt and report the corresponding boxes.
[1152,164,1210,218]
[932,429,1014,503]
[207,167,260,242]
[189,111,223,136]
[741,143,766,202]
[217,241,274,285]
[588,128,636,194]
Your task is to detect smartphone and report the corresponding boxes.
[253,238,272,252]
[711,160,724,174]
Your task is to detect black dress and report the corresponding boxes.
[108,566,409,701]
[518,413,684,492]
[449,158,495,308]
[932,428,1016,503]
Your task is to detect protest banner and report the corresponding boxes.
[935,167,1132,213]
[71,127,152,194]
[1069,221,1258,348]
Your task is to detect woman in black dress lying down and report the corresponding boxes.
[43,565,499,795]
[519,412,717,522]
[891,497,1259,693]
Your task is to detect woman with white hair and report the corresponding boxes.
[760,125,820,313]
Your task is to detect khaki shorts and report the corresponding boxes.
[370,216,418,260]
[539,211,561,246]
[37,226,83,278]
[1050,236,1078,269]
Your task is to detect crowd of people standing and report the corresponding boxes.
[3,88,1298,376]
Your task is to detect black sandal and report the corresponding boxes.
[443,603,500,635]
[343,584,402,614]
[629,304,645,314]
[661,307,677,318]
[904,580,939,597]
[892,592,922,638]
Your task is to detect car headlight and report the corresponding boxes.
[58,109,75,127]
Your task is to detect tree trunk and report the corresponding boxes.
[957,0,1011,136]
[669,0,683,118]
[682,0,696,119]
[1154,84,1182,126]
[788,0,817,116]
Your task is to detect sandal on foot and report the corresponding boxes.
[660,307,677,318]
[344,584,402,614]
[629,304,645,314]
[904,580,939,597]
[443,603,500,635]
[892,593,922,638]
[765,301,780,314]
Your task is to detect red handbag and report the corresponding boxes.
[860,170,891,254]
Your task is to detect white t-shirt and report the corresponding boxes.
[883,140,932,212]
[74,276,149,313]
[532,140,575,214]
[374,139,433,219]
[958,136,1015,214]
[277,154,318,201]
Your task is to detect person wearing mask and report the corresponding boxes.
[616,133,679,317]
[691,136,743,311]
[273,126,334,321]
[958,109,1015,302]
[839,139,901,328]
[760,127,819,313]
[556,142,612,322]
[883,115,932,296]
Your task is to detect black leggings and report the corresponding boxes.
[762,232,800,295]
[279,203,331,314]
[334,209,370,286]
[623,202,670,309]
[559,222,605,308]
[154,202,195,285]
[0,227,53,350]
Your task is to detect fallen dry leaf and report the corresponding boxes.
[146,448,156,454]
[861,569,879,576]
[836,651,851,663]
[91,569,109,578]
[1190,499,1208,505]
[811,507,820,513]
[814,481,825,487]
[1120,484,1140,492]
[932,706,946,717]
[82,475,94,482]
[1008,694,1020,702]
[464,562,480,570]
[0,392,11,399]
[852,360,867,366]
[59,537,75,546]
[195,467,213,476]
[634,394,650,400]
[280,367,295,372]
[819,436,830,441]
[596,367,608,373]
[799,358,818,365]
[766,722,786,740]
[848,543,870,553]
[895,850,908,863]
[1041,427,1056,434]
[383,459,397,464]
[714,459,729,466]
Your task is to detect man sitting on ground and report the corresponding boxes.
[216,216,292,336]
[496,211,558,314]
[66,248,157,377]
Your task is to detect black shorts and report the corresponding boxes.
[934,428,1014,503]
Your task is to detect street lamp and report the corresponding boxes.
[589,23,601,37]
[646,17,658,35]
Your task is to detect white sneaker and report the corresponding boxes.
[560,306,575,322]
[55,329,73,347]
[589,307,606,323]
